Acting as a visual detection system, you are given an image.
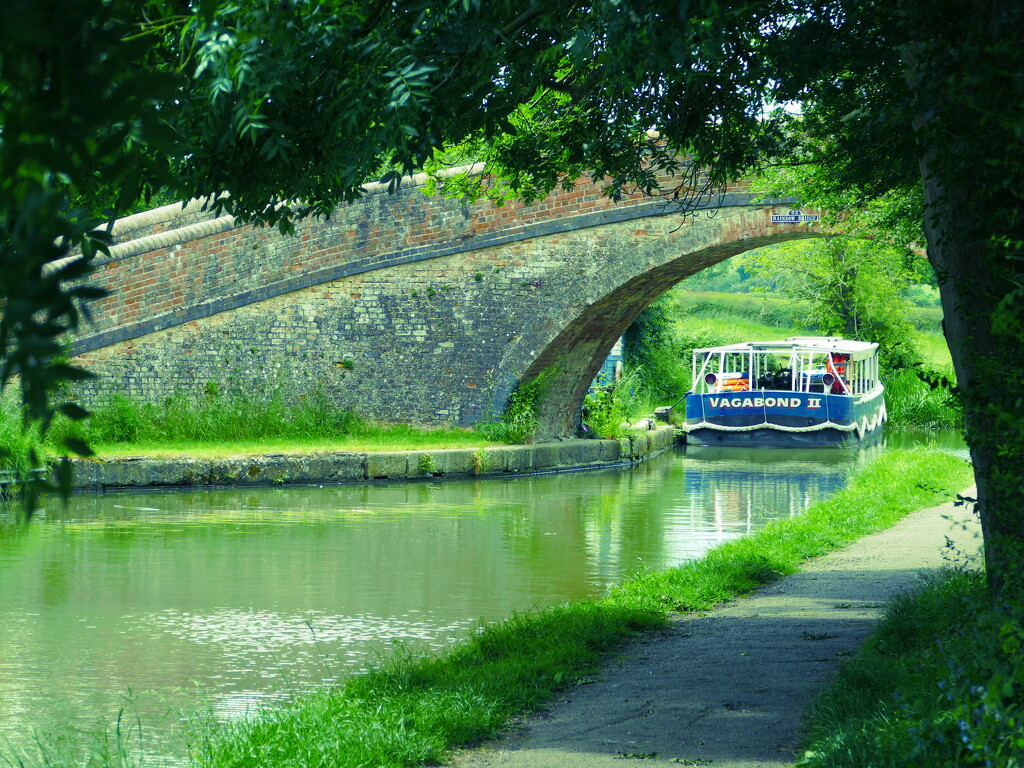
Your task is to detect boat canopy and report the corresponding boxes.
[690,336,881,397]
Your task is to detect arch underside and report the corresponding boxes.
[527,229,822,439]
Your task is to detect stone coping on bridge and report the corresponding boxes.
[61,425,678,492]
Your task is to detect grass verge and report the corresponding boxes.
[797,566,1024,768]
[607,449,973,613]
[80,428,499,459]
[175,449,971,768]
[0,390,500,467]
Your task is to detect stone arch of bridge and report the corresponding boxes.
[66,191,829,435]
[524,229,825,440]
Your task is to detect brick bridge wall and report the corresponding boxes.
[68,172,818,438]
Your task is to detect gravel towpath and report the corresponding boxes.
[451,489,981,768]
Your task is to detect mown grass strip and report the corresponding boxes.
[186,449,972,768]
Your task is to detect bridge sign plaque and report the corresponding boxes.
[771,209,820,223]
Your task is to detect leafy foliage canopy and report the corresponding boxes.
[3,1,1024,595]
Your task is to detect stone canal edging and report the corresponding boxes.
[62,426,678,491]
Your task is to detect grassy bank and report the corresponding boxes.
[798,566,1024,767]
[76,425,498,459]
[0,389,500,468]
[172,449,969,768]
[673,289,952,370]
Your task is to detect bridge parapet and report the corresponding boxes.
[71,171,760,355]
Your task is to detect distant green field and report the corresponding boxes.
[671,289,952,371]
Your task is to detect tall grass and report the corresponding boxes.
[48,389,361,447]
[0,708,147,768]
[0,389,46,478]
[0,389,498,460]
[883,368,962,429]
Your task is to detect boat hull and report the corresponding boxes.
[683,389,886,448]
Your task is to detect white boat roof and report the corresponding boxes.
[692,336,879,360]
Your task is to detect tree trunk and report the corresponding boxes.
[920,158,1024,596]
[900,0,1024,596]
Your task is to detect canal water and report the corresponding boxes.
[0,434,957,763]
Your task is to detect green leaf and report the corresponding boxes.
[55,456,75,499]
[62,437,95,458]
[43,364,95,384]
[68,285,110,301]
[59,402,91,421]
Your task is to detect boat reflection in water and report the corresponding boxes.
[670,442,885,561]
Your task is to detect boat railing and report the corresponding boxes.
[691,345,880,397]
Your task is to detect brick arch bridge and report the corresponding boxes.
[69,172,820,439]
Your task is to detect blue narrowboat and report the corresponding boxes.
[682,336,887,447]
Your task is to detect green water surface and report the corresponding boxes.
[1,437,945,763]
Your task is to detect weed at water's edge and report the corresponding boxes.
[583,367,646,439]
[474,367,556,444]
[417,453,436,475]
